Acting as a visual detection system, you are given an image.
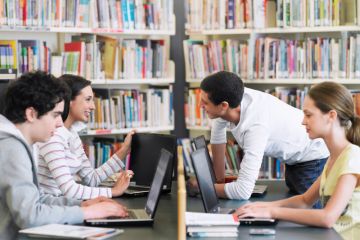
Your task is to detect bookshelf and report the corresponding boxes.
[184,0,360,130]
[0,0,175,140]
[183,0,360,180]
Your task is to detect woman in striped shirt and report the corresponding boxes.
[38,74,134,199]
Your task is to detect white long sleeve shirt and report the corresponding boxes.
[37,126,125,199]
[211,88,329,200]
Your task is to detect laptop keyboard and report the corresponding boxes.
[117,209,150,219]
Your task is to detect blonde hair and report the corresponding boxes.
[308,82,360,146]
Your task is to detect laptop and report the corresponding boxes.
[191,135,216,183]
[124,133,177,196]
[85,148,173,227]
[192,135,267,197]
[190,148,235,214]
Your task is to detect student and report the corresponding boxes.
[197,71,329,206]
[0,71,128,240]
[236,81,360,239]
[38,74,134,200]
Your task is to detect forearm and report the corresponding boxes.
[115,147,128,161]
[81,155,123,186]
[271,207,334,228]
[272,194,312,209]
[214,183,227,198]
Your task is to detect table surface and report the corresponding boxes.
[187,180,342,240]
[19,180,342,240]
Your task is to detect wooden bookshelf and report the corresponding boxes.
[184,0,360,180]
[0,0,175,136]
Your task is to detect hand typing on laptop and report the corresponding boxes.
[81,197,129,219]
[235,201,274,219]
[111,170,134,197]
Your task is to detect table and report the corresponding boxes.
[20,180,342,240]
[187,180,342,240]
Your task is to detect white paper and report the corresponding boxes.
[19,224,123,239]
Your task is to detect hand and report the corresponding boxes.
[82,201,128,220]
[81,196,113,207]
[235,202,274,219]
[115,130,135,158]
[111,170,134,197]
[186,176,200,197]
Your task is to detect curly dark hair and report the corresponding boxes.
[200,71,244,108]
[58,74,91,121]
[3,71,70,123]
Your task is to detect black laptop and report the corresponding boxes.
[85,148,172,227]
[124,133,177,196]
[191,135,216,183]
[192,135,267,197]
[190,148,235,214]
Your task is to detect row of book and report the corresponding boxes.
[186,86,360,128]
[184,34,360,80]
[265,87,309,110]
[185,88,211,128]
[184,39,248,80]
[88,88,173,130]
[0,39,51,73]
[0,37,169,80]
[0,0,174,30]
[185,87,308,128]
[275,0,356,28]
[179,136,285,180]
[185,0,359,30]
[259,156,285,180]
[83,138,129,168]
[185,0,253,30]
[179,138,242,176]
[53,37,168,80]
[252,35,360,80]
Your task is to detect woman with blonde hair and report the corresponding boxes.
[236,82,360,239]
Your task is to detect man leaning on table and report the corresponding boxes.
[189,71,329,209]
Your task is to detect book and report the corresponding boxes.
[186,212,239,238]
[19,224,123,239]
[185,212,239,226]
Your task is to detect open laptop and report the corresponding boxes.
[192,135,267,197]
[85,148,172,227]
[190,148,235,214]
[124,133,177,196]
[191,135,216,183]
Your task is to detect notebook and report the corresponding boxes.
[192,135,267,196]
[124,133,177,196]
[85,148,172,227]
[190,148,235,214]
[19,224,123,239]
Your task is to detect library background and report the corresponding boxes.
[0,0,360,220]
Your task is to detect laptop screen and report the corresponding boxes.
[192,135,216,183]
[190,148,219,213]
[145,149,172,217]
[129,133,176,191]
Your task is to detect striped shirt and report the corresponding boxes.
[37,126,125,199]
